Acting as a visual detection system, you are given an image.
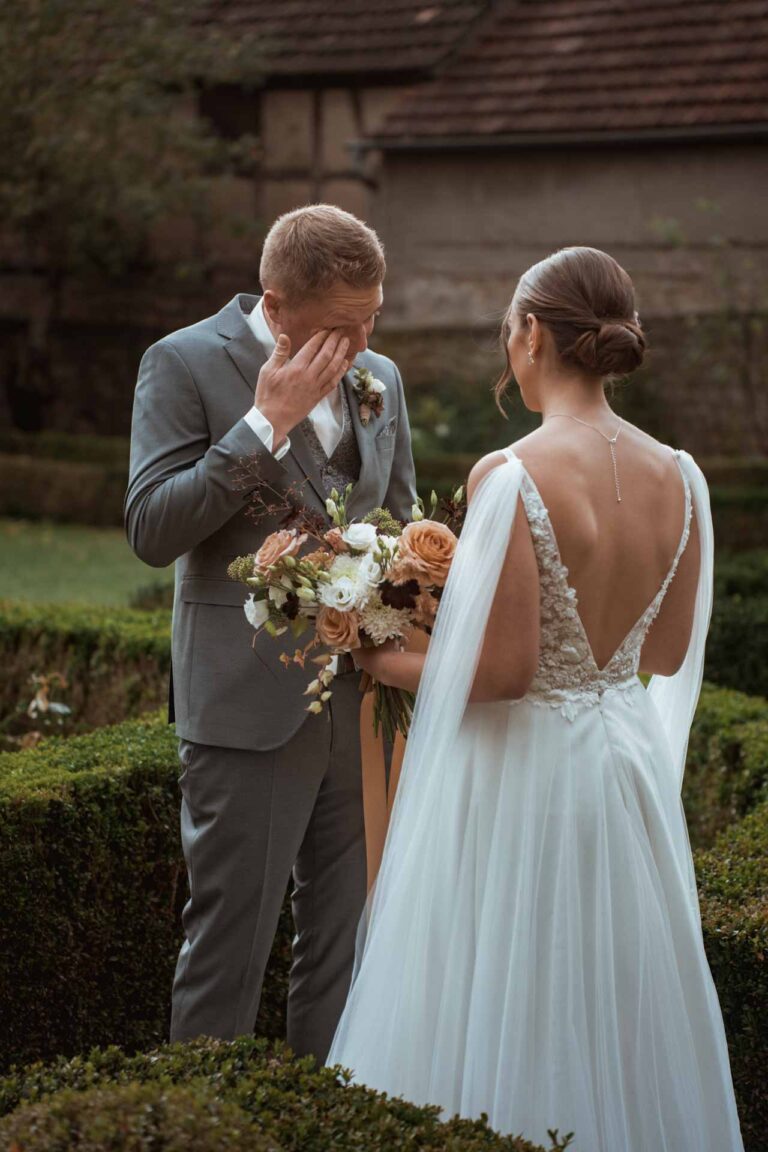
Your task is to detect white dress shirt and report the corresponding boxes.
[244,298,345,459]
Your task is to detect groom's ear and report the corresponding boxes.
[262,289,284,329]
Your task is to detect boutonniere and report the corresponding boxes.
[351,366,386,426]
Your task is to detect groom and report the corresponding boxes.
[125,204,417,1062]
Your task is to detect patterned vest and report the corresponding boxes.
[299,384,361,497]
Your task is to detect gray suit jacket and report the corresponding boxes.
[125,293,418,751]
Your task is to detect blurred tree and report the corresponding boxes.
[0,0,262,429]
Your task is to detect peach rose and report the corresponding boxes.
[254,528,307,573]
[316,606,360,650]
[324,527,349,554]
[393,520,457,587]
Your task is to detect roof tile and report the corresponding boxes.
[370,0,768,142]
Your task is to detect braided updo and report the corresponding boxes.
[497,247,646,405]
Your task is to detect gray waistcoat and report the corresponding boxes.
[299,384,361,497]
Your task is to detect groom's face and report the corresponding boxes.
[263,282,383,365]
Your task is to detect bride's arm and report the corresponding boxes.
[354,643,425,693]
[352,453,540,700]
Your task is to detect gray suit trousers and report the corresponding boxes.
[170,673,367,1063]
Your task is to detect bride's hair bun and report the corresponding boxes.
[497,248,648,407]
[571,319,646,376]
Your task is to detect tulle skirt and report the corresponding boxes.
[326,681,744,1152]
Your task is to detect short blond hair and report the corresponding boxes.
[259,204,386,303]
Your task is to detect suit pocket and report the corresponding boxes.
[374,435,396,455]
[181,577,246,606]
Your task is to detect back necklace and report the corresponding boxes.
[546,413,623,503]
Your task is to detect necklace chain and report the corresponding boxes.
[546,413,623,503]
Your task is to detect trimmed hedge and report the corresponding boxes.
[696,801,768,1151]
[0,1080,278,1152]
[683,682,768,849]
[0,687,766,1144]
[0,600,169,741]
[0,1038,572,1152]
[0,454,127,526]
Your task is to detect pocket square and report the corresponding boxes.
[376,417,398,438]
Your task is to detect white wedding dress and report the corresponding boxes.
[326,446,744,1151]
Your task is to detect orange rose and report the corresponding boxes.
[393,520,457,587]
[304,548,334,570]
[324,527,349,554]
[254,529,307,573]
[316,606,360,650]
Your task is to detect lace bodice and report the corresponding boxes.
[503,446,693,721]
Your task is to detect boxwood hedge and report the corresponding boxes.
[0,1038,573,1152]
[0,685,766,1143]
[0,600,169,740]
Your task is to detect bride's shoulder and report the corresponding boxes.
[466,449,511,500]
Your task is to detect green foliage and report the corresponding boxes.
[0,600,169,746]
[706,597,768,697]
[683,682,768,849]
[0,682,765,1147]
[128,580,175,612]
[0,1038,572,1152]
[362,506,405,534]
[0,1078,278,1152]
[0,455,126,526]
[0,430,129,466]
[714,549,768,599]
[697,801,768,1149]
[0,0,261,287]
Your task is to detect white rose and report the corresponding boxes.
[244,595,270,630]
[342,522,379,552]
[318,576,358,610]
[368,377,386,394]
[358,551,383,587]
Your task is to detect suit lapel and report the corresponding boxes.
[343,371,377,517]
[285,422,329,509]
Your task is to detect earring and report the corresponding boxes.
[527,348,535,365]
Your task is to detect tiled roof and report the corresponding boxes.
[366,0,768,144]
[199,1,490,80]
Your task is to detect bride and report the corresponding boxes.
[325,247,744,1151]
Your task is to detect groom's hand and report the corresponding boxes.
[254,329,351,447]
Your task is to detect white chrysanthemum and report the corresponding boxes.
[360,594,412,645]
[244,594,269,630]
[328,554,362,581]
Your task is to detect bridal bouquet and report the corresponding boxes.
[227,485,464,741]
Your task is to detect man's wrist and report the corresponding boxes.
[254,397,289,446]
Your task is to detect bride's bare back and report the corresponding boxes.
[469,417,701,701]
[514,419,700,675]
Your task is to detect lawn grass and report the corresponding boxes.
[0,519,172,606]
